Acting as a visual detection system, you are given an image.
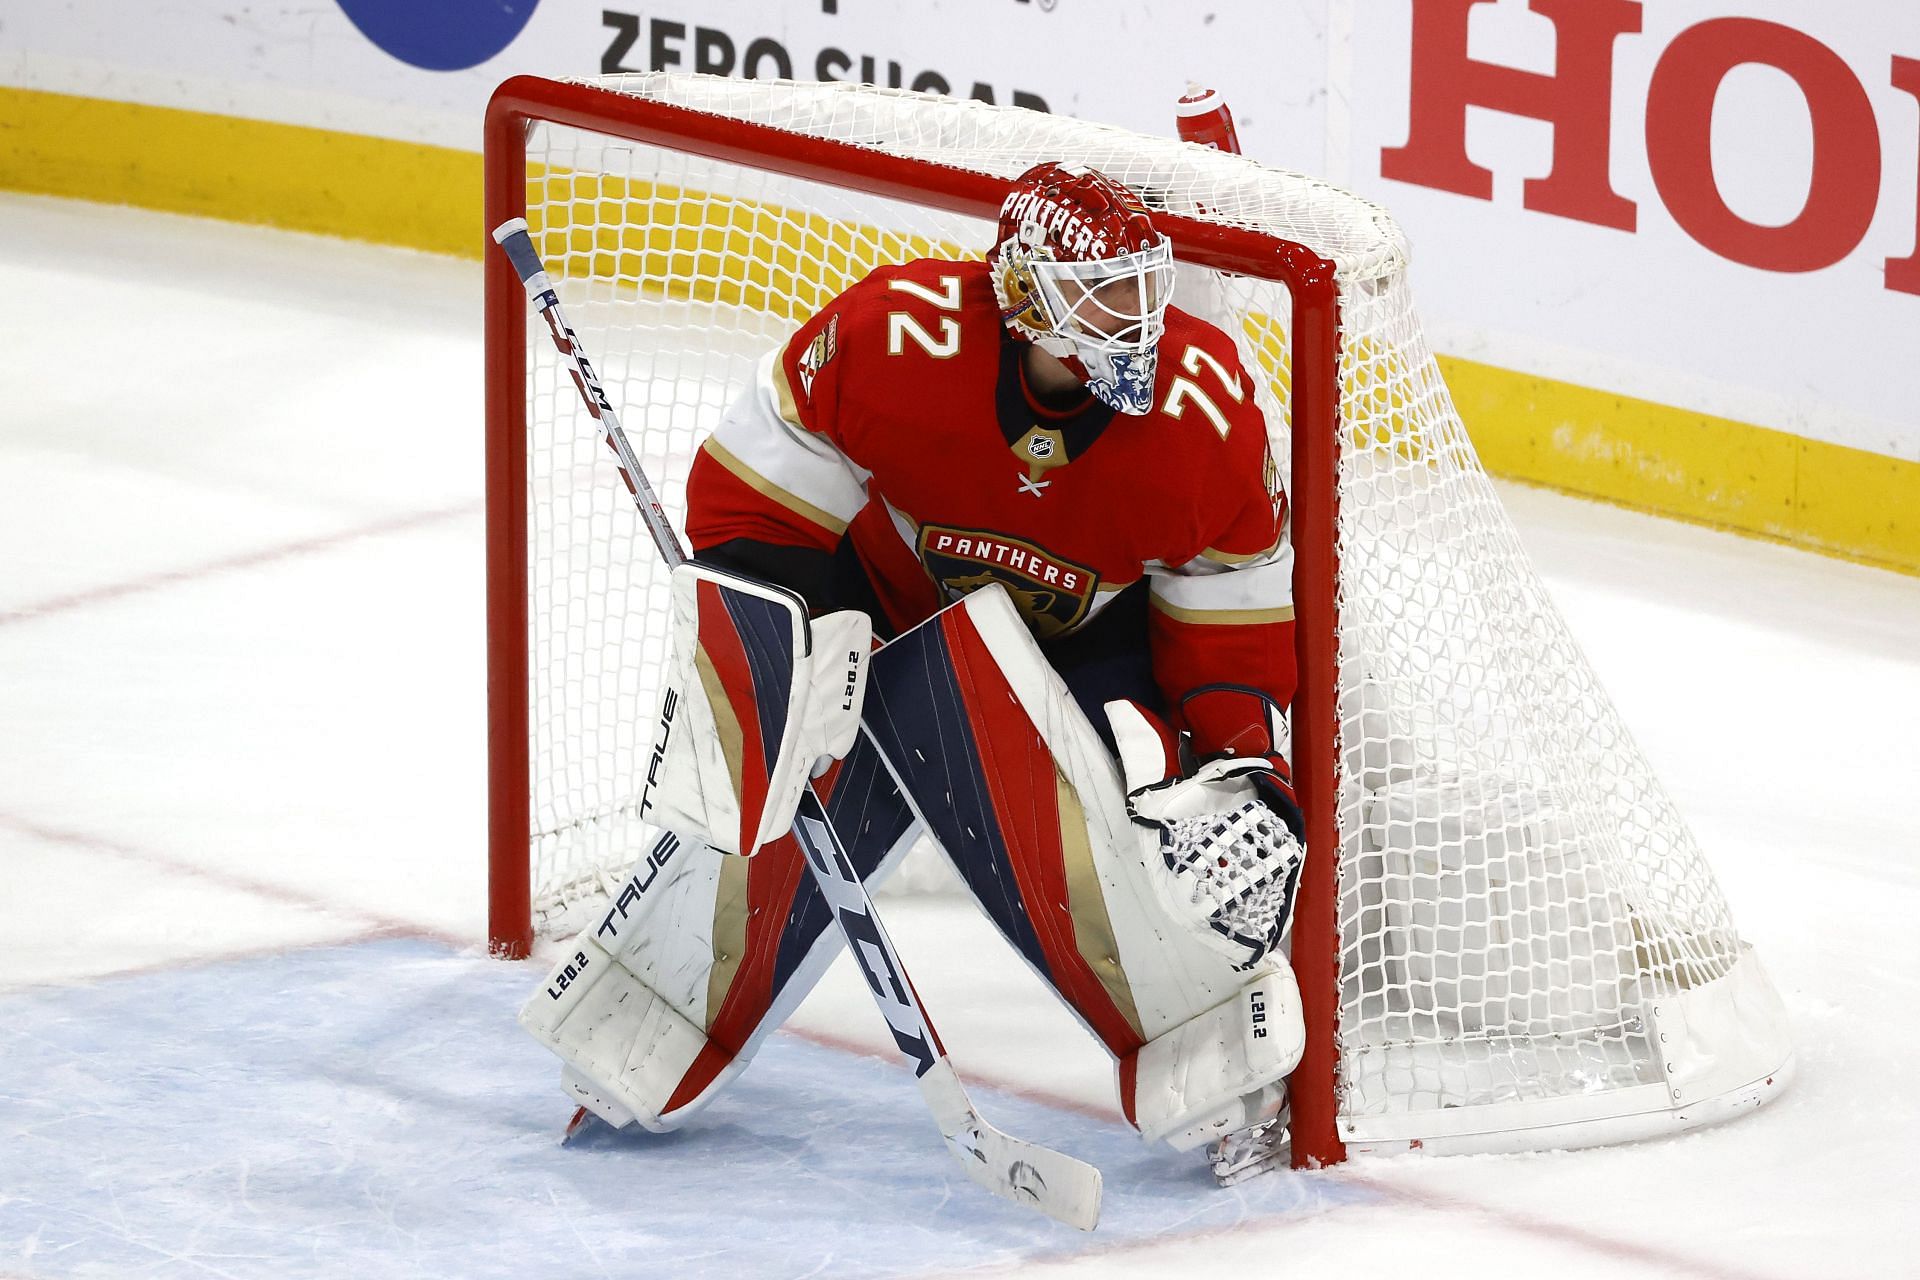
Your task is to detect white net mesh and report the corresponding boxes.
[501,73,1778,1146]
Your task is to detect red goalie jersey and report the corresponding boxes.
[685,256,1295,757]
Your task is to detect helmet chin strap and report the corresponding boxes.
[1032,333,1077,362]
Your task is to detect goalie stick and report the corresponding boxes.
[491,218,1103,1232]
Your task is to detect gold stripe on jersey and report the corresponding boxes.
[770,333,807,430]
[1198,534,1284,566]
[1057,772,1145,1042]
[702,438,851,537]
[1149,598,1296,626]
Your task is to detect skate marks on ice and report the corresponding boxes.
[0,939,1366,1278]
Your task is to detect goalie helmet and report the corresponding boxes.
[990,161,1175,415]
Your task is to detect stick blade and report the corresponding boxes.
[920,1057,1101,1229]
[944,1121,1103,1230]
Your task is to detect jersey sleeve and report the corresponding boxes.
[1145,435,1297,758]
[685,288,875,556]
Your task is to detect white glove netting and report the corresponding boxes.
[1158,799,1302,962]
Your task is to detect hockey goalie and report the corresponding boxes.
[520,162,1308,1186]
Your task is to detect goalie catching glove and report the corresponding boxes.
[1107,686,1305,970]
[644,561,871,857]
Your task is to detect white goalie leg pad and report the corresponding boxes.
[1129,963,1305,1151]
[561,1063,637,1130]
[518,838,719,1134]
[871,585,1304,1152]
[523,792,925,1134]
[875,585,1290,1056]
[646,562,869,857]
[520,941,711,1136]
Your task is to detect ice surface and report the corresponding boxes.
[2,192,1916,1278]
[0,939,1368,1278]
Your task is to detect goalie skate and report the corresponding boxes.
[1209,1100,1291,1187]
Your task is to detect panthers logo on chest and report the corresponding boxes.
[917,524,1099,639]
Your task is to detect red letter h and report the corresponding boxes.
[1383,0,1642,231]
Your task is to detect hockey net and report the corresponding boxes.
[484,73,1791,1165]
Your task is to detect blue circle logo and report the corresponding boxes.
[337,0,539,72]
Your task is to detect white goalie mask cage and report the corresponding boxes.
[991,160,1177,414]
[1006,237,1176,414]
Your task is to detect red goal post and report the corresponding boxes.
[483,73,1789,1171]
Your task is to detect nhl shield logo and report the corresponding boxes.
[1014,426,1069,489]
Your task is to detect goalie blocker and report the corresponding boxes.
[523,583,1304,1161]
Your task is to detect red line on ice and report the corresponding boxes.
[0,812,464,968]
[0,501,477,626]
[795,1021,1779,1280]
